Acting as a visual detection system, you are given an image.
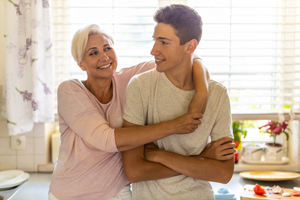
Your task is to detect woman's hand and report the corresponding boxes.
[198,137,236,160]
[144,142,161,162]
[169,113,202,134]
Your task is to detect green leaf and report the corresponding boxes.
[283,131,289,140]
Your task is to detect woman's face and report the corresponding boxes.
[78,34,117,81]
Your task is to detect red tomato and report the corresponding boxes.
[253,184,266,195]
[292,191,300,196]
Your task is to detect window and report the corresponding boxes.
[51,0,300,115]
[189,0,300,114]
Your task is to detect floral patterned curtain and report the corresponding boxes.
[1,0,54,135]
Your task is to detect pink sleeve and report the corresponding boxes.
[116,60,155,80]
[129,60,155,76]
[57,81,118,152]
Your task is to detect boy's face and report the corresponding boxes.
[151,23,187,73]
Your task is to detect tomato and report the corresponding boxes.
[253,184,266,195]
[292,191,300,196]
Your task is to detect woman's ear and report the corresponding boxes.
[77,62,86,71]
[185,39,198,55]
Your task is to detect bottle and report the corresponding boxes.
[234,151,239,164]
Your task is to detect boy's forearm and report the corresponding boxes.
[122,148,180,183]
[154,150,234,184]
[121,120,181,182]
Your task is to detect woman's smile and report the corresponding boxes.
[98,63,112,70]
[79,34,118,80]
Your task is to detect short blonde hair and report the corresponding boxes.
[71,24,114,63]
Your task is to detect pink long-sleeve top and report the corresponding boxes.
[49,61,155,200]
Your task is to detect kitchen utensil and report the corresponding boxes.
[0,173,29,189]
[239,171,300,181]
[0,170,24,186]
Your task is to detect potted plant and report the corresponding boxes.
[232,121,247,149]
[232,121,264,162]
[259,120,290,161]
[232,121,247,163]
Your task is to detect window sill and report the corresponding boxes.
[232,113,300,121]
[234,159,300,172]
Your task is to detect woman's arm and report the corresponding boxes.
[189,58,210,114]
[115,112,202,151]
[58,80,202,153]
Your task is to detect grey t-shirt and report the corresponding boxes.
[124,69,232,200]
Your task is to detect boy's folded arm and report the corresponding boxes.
[121,120,180,183]
[122,146,180,183]
[144,137,235,184]
[151,149,234,184]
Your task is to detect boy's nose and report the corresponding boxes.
[150,42,159,56]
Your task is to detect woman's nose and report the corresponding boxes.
[99,52,109,61]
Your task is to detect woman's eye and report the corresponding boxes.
[89,51,97,56]
[104,47,112,51]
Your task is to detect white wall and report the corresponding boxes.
[0,0,4,85]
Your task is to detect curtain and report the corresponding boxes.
[1,0,54,135]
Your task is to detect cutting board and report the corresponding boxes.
[241,184,300,200]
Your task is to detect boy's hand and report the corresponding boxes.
[198,137,236,160]
[144,142,161,162]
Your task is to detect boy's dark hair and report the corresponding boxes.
[154,4,202,45]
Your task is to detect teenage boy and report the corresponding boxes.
[122,4,234,200]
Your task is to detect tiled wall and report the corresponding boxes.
[0,119,54,172]
[0,85,54,172]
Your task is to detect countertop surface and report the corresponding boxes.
[1,172,300,200]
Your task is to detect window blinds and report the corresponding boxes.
[189,0,300,114]
[51,0,300,114]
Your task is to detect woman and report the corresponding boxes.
[48,24,210,200]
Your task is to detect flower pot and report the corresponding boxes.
[242,144,264,161]
[264,143,283,161]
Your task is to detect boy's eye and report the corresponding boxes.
[161,41,168,45]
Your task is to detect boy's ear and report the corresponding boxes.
[77,62,87,71]
[185,39,198,55]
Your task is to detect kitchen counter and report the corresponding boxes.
[0,173,52,200]
[211,173,300,199]
[0,183,24,200]
[1,172,300,200]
